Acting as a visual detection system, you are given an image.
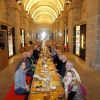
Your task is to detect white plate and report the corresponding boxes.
[50,86,56,90]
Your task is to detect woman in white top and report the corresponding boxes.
[59,55,81,82]
[65,61,81,83]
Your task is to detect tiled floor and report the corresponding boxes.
[0,52,100,100]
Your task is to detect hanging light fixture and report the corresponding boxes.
[65,0,72,4]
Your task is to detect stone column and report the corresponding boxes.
[95,0,100,70]
[51,22,55,40]
[15,6,21,53]
[6,0,21,53]
[33,23,37,40]
[54,20,58,42]
[67,5,73,53]
[24,13,30,45]
[29,19,34,41]
[32,22,35,41]
[57,19,64,45]
[86,0,100,70]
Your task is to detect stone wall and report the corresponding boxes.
[67,0,100,70]
[0,0,35,53]
[67,5,73,52]
[86,0,100,70]
[72,0,87,25]
[0,0,7,23]
[94,0,100,70]
[15,5,21,53]
[54,0,100,70]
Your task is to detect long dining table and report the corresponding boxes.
[28,53,65,100]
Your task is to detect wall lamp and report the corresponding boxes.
[16,0,23,5]
[65,0,72,4]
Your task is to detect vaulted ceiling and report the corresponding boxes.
[23,0,65,24]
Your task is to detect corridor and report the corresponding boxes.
[0,0,100,100]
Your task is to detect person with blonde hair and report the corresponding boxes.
[63,70,84,100]
[65,61,81,83]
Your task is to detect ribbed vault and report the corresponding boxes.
[23,0,65,23]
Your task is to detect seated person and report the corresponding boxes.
[52,53,58,64]
[51,47,57,63]
[14,62,29,94]
[25,51,36,77]
[60,55,67,78]
[29,50,36,64]
[26,50,36,66]
[60,55,81,83]
[65,61,81,83]
[54,50,63,73]
[63,70,83,100]
[16,52,27,71]
[33,45,40,63]
[48,44,52,52]
[51,49,63,74]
